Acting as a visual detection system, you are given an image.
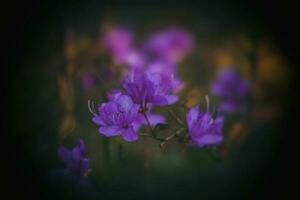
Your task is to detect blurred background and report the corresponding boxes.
[4,0,298,199]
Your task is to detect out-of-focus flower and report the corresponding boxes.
[58,139,90,177]
[186,106,224,147]
[147,60,184,92]
[92,94,140,142]
[211,68,250,112]
[122,72,178,111]
[123,50,145,73]
[102,26,146,76]
[81,73,97,90]
[143,27,193,63]
[103,27,134,64]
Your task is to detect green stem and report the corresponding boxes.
[159,128,185,148]
[168,109,185,127]
[142,112,156,138]
[140,132,164,141]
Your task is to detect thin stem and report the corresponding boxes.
[159,133,177,148]
[142,111,156,137]
[139,133,152,137]
[159,128,185,148]
[139,133,164,141]
[168,109,185,127]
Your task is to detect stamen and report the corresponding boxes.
[205,95,210,113]
[88,100,98,116]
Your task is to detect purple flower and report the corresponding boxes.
[186,106,224,147]
[143,27,193,62]
[103,27,134,64]
[106,90,165,126]
[147,60,184,92]
[122,72,178,110]
[211,68,250,112]
[58,139,90,176]
[92,94,140,142]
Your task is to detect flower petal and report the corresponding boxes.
[72,146,83,162]
[77,139,86,153]
[121,127,138,142]
[186,106,199,131]
[145,113,165,126]
[58,146,71,162]
[211,116,224,135]
[99,126,121,137]
[81,158,90,174]
[165,95,178,105]
[194,134,223,147]
[152,95,168,105]
[92,116,106,126]
[115,94,134,113]
[126,104,140,122]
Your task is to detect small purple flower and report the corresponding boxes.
[122,72,178,111]
[103,27,134,64]
[92,94,140,142]
[186,106,224,147]
[143,27,193,62]
[211,68,250,113]
[58,139,90,177]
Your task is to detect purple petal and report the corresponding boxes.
[152,95,168,105]
[193,134,223,147]
[146,113,165,125]
[99,102,119,124]
[132,114,144,131]
[58,146,71,162]
[171,79,184,92]
[107,90,122,101]
[126,104,140,122]
[92,116,106,126]
[165,95,178,104]
[72,146,83,162]
[115,94,134,113]
[211,117,224,135]
[186,106,199,131]
[81,158,90,174]
[99,126,121,137]
[77,139,86,153]
[121,127,138,142]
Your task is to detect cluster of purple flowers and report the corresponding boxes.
[102,26,191,90]
[88,25,227,148]
[56,25,253,189]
